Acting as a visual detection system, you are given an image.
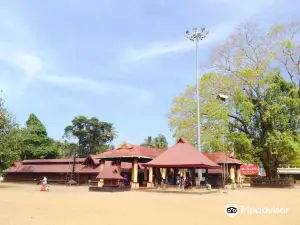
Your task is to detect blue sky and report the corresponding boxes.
[0,0,299,147]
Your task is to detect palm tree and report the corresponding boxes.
[140,134,168,149]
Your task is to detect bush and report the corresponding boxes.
[251,177,294,185]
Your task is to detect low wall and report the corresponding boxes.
[89,186,131,192]
[251,183,294,188]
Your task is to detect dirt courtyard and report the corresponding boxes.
[0,183,299,225]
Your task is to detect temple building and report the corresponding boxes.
[3,138,246,188]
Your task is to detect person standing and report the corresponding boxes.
[42,176,47,185]
[40,176,48,191]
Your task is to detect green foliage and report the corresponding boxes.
[22,113,61,159]
[58,141,78,158]
[0,98,23,170]
[140,134,168,149]
[168,20,300,178]
[251,177,294,185]
[26,114,47,136]
[64,116,117,157]
[167,73,231,152]
[290,157,300,167]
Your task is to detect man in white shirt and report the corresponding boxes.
[42,176,47,185]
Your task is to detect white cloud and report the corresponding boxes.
[123,41,192,62]
[0,44,153,102]
[36,74,153,101]
[0,9,153,103]
[121,0,291,63]
[122,23,237,63]
[0,43,43,84]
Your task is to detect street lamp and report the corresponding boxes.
[217,93,229,188]
[186,28,209,152]
[186,28,209,186]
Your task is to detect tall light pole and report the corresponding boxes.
[186,28,209,152]
[217,93,229,188]
[186,28,209,185]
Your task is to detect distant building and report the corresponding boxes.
[278,165,300,180]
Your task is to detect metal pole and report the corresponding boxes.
[186,28,208,186]
[195,38,203,185]
[195,38,201,152]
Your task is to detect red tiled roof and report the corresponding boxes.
[96,168,124,180]
[82,155,100,166]
[203,152,243,165]
[95,143,163,159]
[13,162,22,167]
[22,158,86,164]
[4,157,143,174]
[143,138,220,168]
[4,164,85,173]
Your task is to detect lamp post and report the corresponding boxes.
[217,93,229,188]
[186,28,209,185]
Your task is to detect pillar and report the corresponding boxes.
[230,165,236,189]
[236,165,242,187]
[147,167,153,188]
[98,160,105,187]
[143,168,148,185]
[117,161,121,174]
[131,164,134,182]
[179,169,183,177]
[205,168,209,180]
[183,169,186,179]
[131,158,139,189]
[196,168,202,185]
[161,168,167,179]
[190,168,196,186]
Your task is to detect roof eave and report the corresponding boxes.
[97,156,154,159]
[143,164,220,169]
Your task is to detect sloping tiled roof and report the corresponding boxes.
[203,152,243,165]
[13,162,22,167]
[4,164,85,173]
[96,168,124,180]
[4,158,143,174]
[95,143,163,159]
[22,158,86,164]
[143,138,220,168]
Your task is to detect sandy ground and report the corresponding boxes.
[0,183,299,225]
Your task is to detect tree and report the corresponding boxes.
[168,20,300,178]
[140,134,168,148]
[268,21,300,86]
[0,97,23,171]
[64,116,117,157]
[228,73,300,177]
[23,113,61,159]
[58,140,78,158]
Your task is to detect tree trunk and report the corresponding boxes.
[261,158,279,179]
[264,166,278,179]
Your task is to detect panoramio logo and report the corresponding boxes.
[225,204,289,217]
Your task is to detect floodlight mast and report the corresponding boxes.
[185,28,209,153]
[217,93,229,188]
[186,28,208,186]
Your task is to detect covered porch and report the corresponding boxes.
[95,142,163,189]
[204,152,243,188]
[142,138,221,188]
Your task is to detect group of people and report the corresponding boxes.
[176,174,192,189]
[153,172,193,189]
[153,171,212,190]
